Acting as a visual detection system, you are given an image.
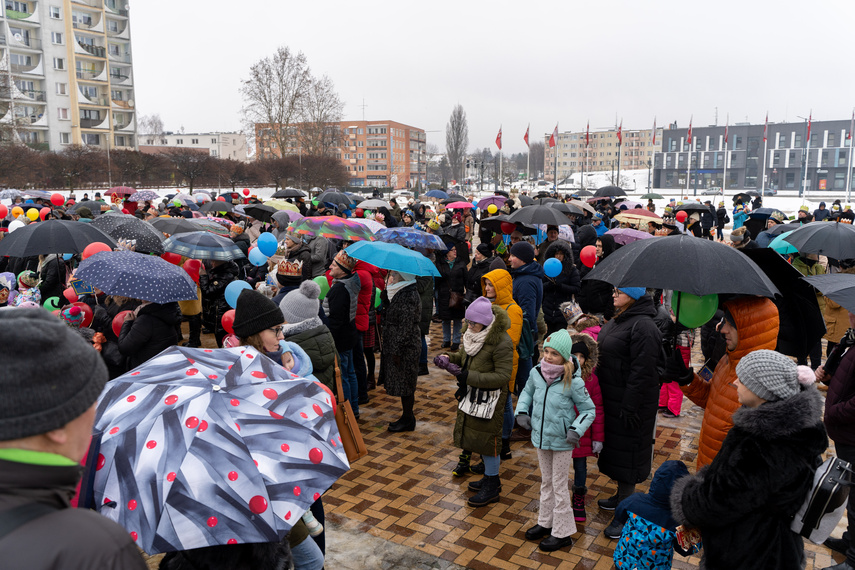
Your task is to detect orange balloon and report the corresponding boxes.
[11,206,24,218]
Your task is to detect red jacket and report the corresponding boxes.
[353,260,383,332]
[573,326,605,458]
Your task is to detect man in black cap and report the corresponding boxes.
[0,309,146,569]
[701,200,715,240]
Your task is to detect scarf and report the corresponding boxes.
[540,359,565,385]
[386,279,415,301]
[462,322,492,357]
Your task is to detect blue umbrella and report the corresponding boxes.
[424,189,448,200]
[344,241,440,277]
[374,226,447,250]
[163,231,245,261]
[769,233,799,255]
[76,250,198,303]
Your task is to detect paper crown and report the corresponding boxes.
[277,259,304,277]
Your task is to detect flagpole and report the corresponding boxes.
[686,139,692,195]
[499,152,503,194]
[616,140,621,186]
[761,138,768,194]
[554,125,558,192]
[802,113,811,198]
[847,110,854,203]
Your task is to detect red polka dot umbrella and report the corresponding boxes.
[91,345,348,554]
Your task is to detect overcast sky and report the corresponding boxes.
[131,0,855,155]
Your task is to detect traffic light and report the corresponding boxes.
[466,159,471,169]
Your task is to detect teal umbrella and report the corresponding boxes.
[769,233,799,255]
[344,241,440,277]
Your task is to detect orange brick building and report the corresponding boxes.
[256,120,425,189]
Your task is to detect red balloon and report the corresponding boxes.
[217,196,226,201]
[183,259,201,284]
[112,310,133,337]
[50,193,64,206]
[63,287,79,303]
[161,252,182,265]
[675,210,688,223]
[0,204,7,218]
[70,301,94,328]
[39,207,51,220]
[243,189,250,196]
[81,242,112,260]
[354,208,364,218]
[500,222,516,234]
[222,309,236,334]
[122,208,129,214]
[580,245,597,268]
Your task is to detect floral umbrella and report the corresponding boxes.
[92,345,348,554]
[374,226,446,250]
[288,216,375,242]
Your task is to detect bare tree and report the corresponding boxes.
[529,141,545,178]
[445,104,468,180]
[257,156,300,190]
[137,113,165,137]
[50,145,101,190]
[297,75,343,156]
[241,46,312,159]
[166,148,209,193]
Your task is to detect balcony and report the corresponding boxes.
[18,89,46,102]
[71,0,100,7]
[10,35,41,50]
[108,51,131,63]
[80,116,106,128]
[77,40,106,58]
[71,11,102,32]
[6,5,39,23]
[104,0,129,16]
[111,98,133,109]
[76,66,106,81]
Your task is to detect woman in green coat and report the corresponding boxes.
[435,297,513,507]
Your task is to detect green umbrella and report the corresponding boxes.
[769,233,799,255]
[641,193,665,200]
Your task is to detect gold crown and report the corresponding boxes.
[276,241,290,256]
[277,259,303,277]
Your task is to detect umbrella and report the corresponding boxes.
[605,228,655,245]
[92,214,166,254]
[594,185,626,198]
[199,201,234,214]
[0,189,22,200]
[76,250,197,303]
[192,219,231,237]
[494,189,510,197]
[748,207,786,220]
[243,204,277,223]
[195,194,212,204]
[583,234,780,297]
[271,188,305,199]
[615,200,644,210]
[129,191,160,202]
[356,199,390,209]
[424,190,448,200]
[766,222,801,237]
[674,202,710,213]
[534,197,558,205]
[570,189,594,197]
[614,208,663,225]
[535,191,553,198]
[149,217,206,236]
[344,241,440,277]
[442,194,467,203]
[106,186,135,197]
[317,191,354,210]
[507,205,571,227]
[546,202,583,215]
[734,191,761,201]
[517,195,535,206]
[567,199,597,215]
[0,219,117,257]
[374,226,447,250]
[479,214,537,236]
[444,201,475,209]
[803,273,855,314]
[782,221,855,260]
[92,345,347,554]
[163,231,245,261]
[287,216,375,242]
[640,193,665,199]
[477,196,507,210]
[769,233,799,255]
[309,186,323,196]
[272,210,303,227]
[347,218,386,234]
[264,200,300,212]
[70,200,110,216]
[170,193,195,206]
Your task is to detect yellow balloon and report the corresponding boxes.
[26,208,39,221]
[487,204,498,214]
[11,206,24,218]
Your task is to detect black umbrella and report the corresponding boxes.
[243,204,276,223]
[479,214,537,236]
[0,220,117,257]
[442,194,467,204]
[571,189,594,197]
[91,213,165,254]
[594,185,626,198]
[70,200,109,216]
[536,191,553,198]
[748,207,786,220]
[782,221,855,260]
[199,201,234,214]
[803,273,855,314]
[766,222,801,237]
[494,189,509,197]
[516,195,534,207]
[534,197,558,205]
[547,202,583,216]
[507,205,570,227]
[674,202,711,213]
[741,248,825,362]
[317,191,354,210]
[148,217,206,236]
[271,188,305,199]
[583,234,780,297]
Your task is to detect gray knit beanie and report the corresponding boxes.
[279,280,321,324]
[735,349,800,402]
[0,307,108,441]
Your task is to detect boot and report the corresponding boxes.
[572,485,587,522]
[468,476,502,493]
[468,475,501,507]
[452,453,471,477]
[183,314,202,347]
[418,363,430,376]
[509,427,531,442]
[597,493,619,511]
[500,438,512,460]
[470,460,485,475]
[450,342,460,352]
[366,372,376,391]
[603,517,624,539]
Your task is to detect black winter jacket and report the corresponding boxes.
[825,342,855,446]
[541,241,581,327]
[435,253,467,321]
[118,302,181,368]
[200,261,240,334]
[465,256,493,304]
[37,254,68,302]
[325,275,360,351]
[417,276,434,336]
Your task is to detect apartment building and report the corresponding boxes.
[0,0,136,150]
[544,126,662,180]
[256,119,426,189]
[140,132,249,162]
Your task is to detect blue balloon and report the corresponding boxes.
[257,233,278,257]
[224,280,252,309]
[544,258,562,278]
[248,247,268,266]
[62,253,73,261]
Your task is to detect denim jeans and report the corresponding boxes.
[573,456,588,488]
[290,536,325,570]
[483,454,500,476]
[442,319,461,344]
[502,392,514,439]
[515,356,533,399]
[420,335,428,367]
[338,349,359,416]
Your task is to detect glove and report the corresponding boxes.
[454,375,467,401]
[620,408,642,430]
[542,280,556,292]
[433,355,449,370]
[663,349,694,386]
[516,414,532,431]
[592,441,603,455]
[446,362,462,376]
[565,428,581,448]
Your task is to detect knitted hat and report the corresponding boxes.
[476,243,492,257]
[279,280,321,324]
[232,289,283,339]
[730,226,748,243]
[76,207,92,219]
[0,308,108,440]
[60,305,84,329]
[285,231,304,244]
[18,270,37,289]
[543,329,573,362]
[570,340,589,359]
[509,241,535,265]
[465,296,494,327]
[619,287,646,300]
[333,250,356,274]
[735,349,813,402]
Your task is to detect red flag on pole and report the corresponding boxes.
[763,112,768,142]
[617,120,622,145]
[585,121,590,147]
[524,124,529,147]
[687,116,693,147]
[849,109,854,141]
[548,124,558,148]
[807,112,812,145]
[724,115,729,144]
[496,126,502,150]
[652,117,657,146]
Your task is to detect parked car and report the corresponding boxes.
[701,187,723,195]
[763,188,778,196]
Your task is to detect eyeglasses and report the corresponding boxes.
[613,289,626,296]
[268,326,283,336]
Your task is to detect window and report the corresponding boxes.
[114,135,126,147]
[357,153,363,159]
[106,20,119,33]
[50,5,60,18]
[834,172,846,190]
[829,133,837,147]
[59,132,70,144]
[10,53,31,67]
[81,85,98,99]
[6,1,29,14]
[778,133,788,149]
[794,133,802,148]
[734,135,743,150]
[191,138,199,144]
[81,133,100,146]
[81,109,100,121]
[785,172,796,189]
[357,128,363,135]
[211,138,217,144]
[176,139,183,144]
[51,32,63,44]
[57,108,69,120]
[821,150,829,167]
[53,58,65,70]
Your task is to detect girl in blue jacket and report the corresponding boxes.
[515,329,596,553]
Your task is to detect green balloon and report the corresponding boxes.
[674,291,719,328]
[313,275,330,300]
[44,296,60,311]
[374,287,382,308]
[312,199,319,207]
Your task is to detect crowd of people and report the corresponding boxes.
[0,185,853,570]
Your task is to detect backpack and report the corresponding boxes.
[504,301,535,360]
[790,456,853,544]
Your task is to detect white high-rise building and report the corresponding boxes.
[0,0,136,151]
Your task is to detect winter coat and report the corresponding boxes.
[449,305,513,456]
[307,236,331,278]
[571,331,605,459]
[510,260,544,336]
[282,242,313,284]
[444,223,466,243]
[158,542,291,570]
[177,284,202,317]
[671,386,827,570]
[596,294,662,484]
[814,207,831,221]
[416,276,434,336]
[715,207,729,228]
[578,253,615,321]
[824,292,852,344]
[352,260,380,333]
[516,360,596,451]
[465,256,494,305]
[681,296,779,468]
[118,302,181,369]
[482,268,523,391]
[435,254,467,321]
[792,256,827,314]
[536,238,570,265]
[575,225,598,272]
[825,343,855,447]
[700,309,727,364]
[701,205,715,229]
[200,261,240,334]
[378,283,421,397]
[732,209,747,229]
[282,316,336,391]
[541,241,581,329]
[325,274,360,352]
[0,456,147,570]
[37,254,67,302]
[231,232,251,259]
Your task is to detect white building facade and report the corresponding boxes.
[140,132,249,162]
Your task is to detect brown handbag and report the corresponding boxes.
[334,362,368,462]
[448,291,464,311]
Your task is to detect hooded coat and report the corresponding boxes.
[200,260,240,336]
[681,296,780,468]
[448,305,513,457]
[510,260,544,337]
[825,342,855,447]
[118,302,182,369]
[570,331,605,459]
[379,283,421,397]
[435,245,467,321]
[671,386,827,570]
[465,255,495,305]
[482,268,523,391]
[282,316,336,391]
[578,234,615,320]
[541,241,581,330]
[596,294,662,484]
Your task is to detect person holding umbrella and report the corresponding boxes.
[118,298,181,369]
